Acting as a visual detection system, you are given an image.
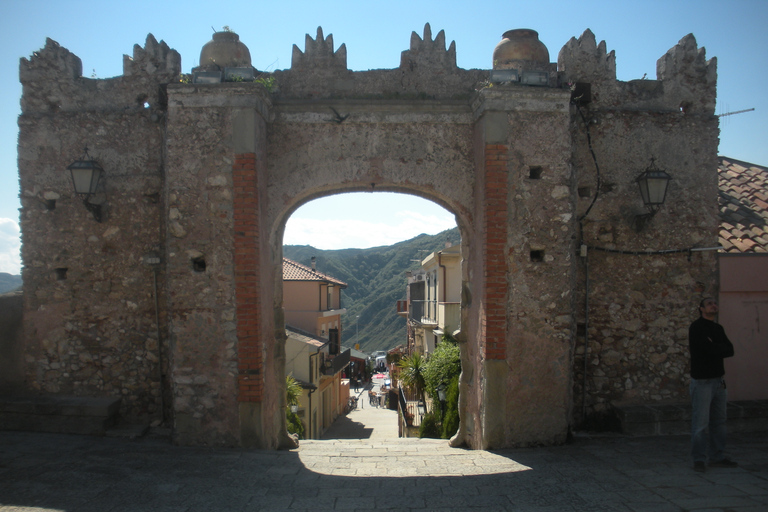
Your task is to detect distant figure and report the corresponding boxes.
[688,297,737,472]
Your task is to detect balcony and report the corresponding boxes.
[407,300,460,332]
[409,300,437,326]
[396,299,408,318]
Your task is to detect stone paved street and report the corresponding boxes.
[1,421,766,511]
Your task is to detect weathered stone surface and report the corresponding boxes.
[14,26,719,449]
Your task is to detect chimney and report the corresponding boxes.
[311,256,316,270]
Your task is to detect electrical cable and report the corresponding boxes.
[576,104,601,222]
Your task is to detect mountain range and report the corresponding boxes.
[0,227,460,354]
[0,273,22,294]
[284,226,460,354]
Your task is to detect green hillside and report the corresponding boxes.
[284,227,460,354]
[0,273,22,294]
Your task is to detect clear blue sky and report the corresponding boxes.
[1,0,767,274]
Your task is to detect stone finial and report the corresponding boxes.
[557,29,616,82]
[123,34,181,77]
[291,27,348,71]
[400,23,457,71]
[20,38,83,84]
[656,34,717,114]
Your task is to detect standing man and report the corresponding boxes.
[688,297,737,472]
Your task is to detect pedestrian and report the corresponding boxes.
[688,297,737,472]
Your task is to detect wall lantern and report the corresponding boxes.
[635,158,672,213]
[632,158,672,231]
[290,404,299,414]
[67,147,104,222]
[437,383,447,403]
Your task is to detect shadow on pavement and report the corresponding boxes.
[319,415,373,439]
[1,431,767,511]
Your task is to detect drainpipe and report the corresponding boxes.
[438,252,447,303]
[308,386,316,439]
[143,253,165,424]
[582,246,590,421]
[152,266,166,424]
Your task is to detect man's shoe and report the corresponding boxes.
[693,461,706,472]
[709,458,738,468]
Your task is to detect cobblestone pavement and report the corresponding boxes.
[1,423,766,511]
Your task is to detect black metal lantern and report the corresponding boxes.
[635,158,672,213]
[437,382,447,403]
[67,147,104,222]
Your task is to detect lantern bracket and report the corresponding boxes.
[66,146,105,222]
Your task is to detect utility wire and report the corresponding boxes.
[576,104,601,222]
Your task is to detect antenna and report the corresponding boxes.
[717,108,755,118]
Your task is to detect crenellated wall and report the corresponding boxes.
[18,35,180,421]
[14,25,719,447]
[560,31,719,427]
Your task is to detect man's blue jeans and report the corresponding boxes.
[690,377,728,462]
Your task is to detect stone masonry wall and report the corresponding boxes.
[17,36,179,421]
[560,31,719,426]
[164,88,244,445]
[14,26,721,447]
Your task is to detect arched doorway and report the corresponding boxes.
[280,191,462,441]
[270,187,472,446]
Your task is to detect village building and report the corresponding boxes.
[400,244,462,356]
[282,256,350,439]
[4,23,745,449]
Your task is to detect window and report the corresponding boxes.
[328,328,339,355]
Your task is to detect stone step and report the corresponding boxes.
[0,395,121,436]
[614,399,768,436]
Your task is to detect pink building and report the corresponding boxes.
[718,157,768,401]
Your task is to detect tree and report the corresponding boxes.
[398,352,427,405]
[423,335,461,402]
[286,375,304,439]
[423,334,461,438]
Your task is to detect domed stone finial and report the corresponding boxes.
[492,29,550,71]
[198,30,252,71]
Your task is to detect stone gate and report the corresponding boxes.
[12,25,719,448]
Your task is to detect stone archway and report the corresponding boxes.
[204,77,576,449]
[21,26,724,451]
[272,189,471,446]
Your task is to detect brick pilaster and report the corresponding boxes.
[483,144,509,360]
[233,153,263,402]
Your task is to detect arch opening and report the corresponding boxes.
[275,190,467,442]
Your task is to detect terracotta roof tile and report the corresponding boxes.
[719,156,768,253]
[282,257,347,287]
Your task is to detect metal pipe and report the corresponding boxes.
[152,266,166,424]
[582,247,590,421]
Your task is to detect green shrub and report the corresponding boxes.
[419,413,441,439]
[286,410,304,439]
[441,376,460,439]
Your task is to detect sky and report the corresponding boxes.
[1,0,766,274]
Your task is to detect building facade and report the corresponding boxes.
[404,244,462,355]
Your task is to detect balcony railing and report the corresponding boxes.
[408,300,437,325]
[407,300,460,331]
